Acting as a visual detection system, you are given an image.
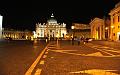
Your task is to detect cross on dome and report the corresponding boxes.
[47,13,57,23]
[51,13,54,17]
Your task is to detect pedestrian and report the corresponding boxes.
[81,37,84,42]
[72,37,74,45]
[83,38,86,44]
[77,37,80,45]
[86,38,89,43]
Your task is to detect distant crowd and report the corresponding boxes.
[71,37,90,45]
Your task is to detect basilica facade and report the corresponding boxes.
[34,14,67,39]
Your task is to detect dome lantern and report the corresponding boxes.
[47,13,57,24]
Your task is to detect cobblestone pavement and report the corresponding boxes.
[0,40,47,75]
[32,41,120,75]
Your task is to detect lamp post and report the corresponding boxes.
[71,26,75,45]
[71,26,75,38]
[105,27,108,40]
[111,26,114,41]
[56,33,59,47]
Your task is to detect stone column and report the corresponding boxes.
[110,15,113,40]
[0,15,3,39]
[102,21,105,40]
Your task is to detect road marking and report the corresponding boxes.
[86,43,120,57]
[51,49,120,57]
[46,49,50,51]
[47,47,55,48]
[51,57,54,58]
[40,60,44,65]
[102,46,109,48]
[85,52,103,56]
[34,69,42,75]
[70,69,118,75]
[51,50,78,52]
[88,43,116,50]
[25,44,49,75]
[51,50,85,56]
[43,55,47,58]
[102,49,120,53]
[96,48,115,56]
[45,51,48,54]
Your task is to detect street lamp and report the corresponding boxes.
[111,26,114,41]
[71,26,75,45]
[56,33,59,47]
[71,26,75,38]
[105,27,108,30]
[105,27,108,40]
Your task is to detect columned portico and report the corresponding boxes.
[90,18,105,40]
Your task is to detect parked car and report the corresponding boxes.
[85,38,93,43]
[5,37,12,40]
[88,38,93,41]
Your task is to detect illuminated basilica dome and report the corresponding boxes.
[47,13,57,23]
[35,13,67,38]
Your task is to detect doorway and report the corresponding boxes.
[119,34,120,40]
[117,32,120,40]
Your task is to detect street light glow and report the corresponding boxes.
[111,26,114,28]
[105,27,108,30]
[71,26,74,29]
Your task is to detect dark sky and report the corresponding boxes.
[0,0,120,31]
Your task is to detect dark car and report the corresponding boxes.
[5,37,12,40]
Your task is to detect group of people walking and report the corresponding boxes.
[72,37,88,45]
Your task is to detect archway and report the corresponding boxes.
[117,32,120,40]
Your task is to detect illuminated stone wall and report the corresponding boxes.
[109,2,120,41]
[0,15,3,39]
[2,29,32,40]
[71,23,91,38]
[72,23,90,29]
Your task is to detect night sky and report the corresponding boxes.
[0,0,120,31]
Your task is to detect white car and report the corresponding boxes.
[88,38,93,41]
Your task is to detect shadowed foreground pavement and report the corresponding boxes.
[0,40,47,75]
[32,40,120,75]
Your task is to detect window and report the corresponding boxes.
[118,16,120,22]
[113,17,115,24]
[113,33,115,36]
[118,26,120,28]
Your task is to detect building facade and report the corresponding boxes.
[109,2,120,41]
[70,23,91,38]
[35,14,67,39]
[0,15,3,39]
[90,18,105,40]
[2,28,32,40]
[104,18,111,40]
